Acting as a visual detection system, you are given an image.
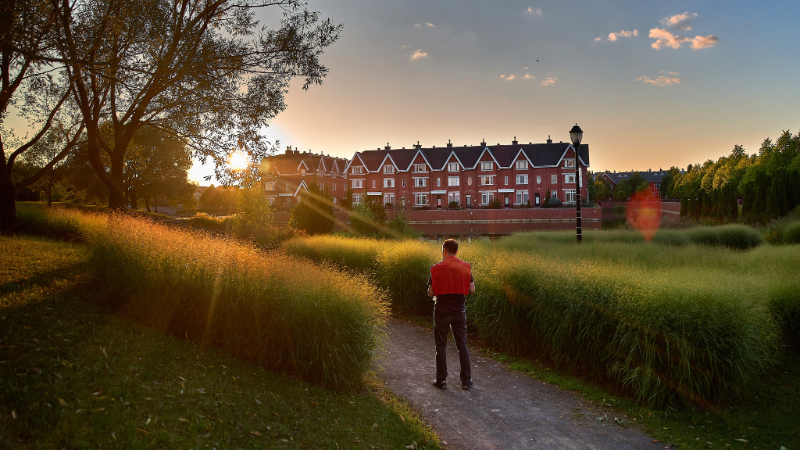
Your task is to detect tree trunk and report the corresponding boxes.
[129,190,138,211]
[0,141,19,235]
[144,197,151,212]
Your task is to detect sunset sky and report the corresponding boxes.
[189,0,800,182]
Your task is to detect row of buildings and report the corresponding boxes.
[260,137,591,210]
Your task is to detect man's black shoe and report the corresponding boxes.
[432,380,447,389]
[462,382,473,390]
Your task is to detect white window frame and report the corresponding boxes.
[551,174,557,184]
[480,175,494,186]
[437,178,441,187]
[265,181,276,191]
[413,164,428,173]
[372,179,376,189]
[564,174,576,184]
[565,189,577,203]
[286,182,291,190]
[448,176,460,187]
[384,193,395,205]
[536,175,541,184]
[402,179,406,187]
[481,192,494,205]
[551,190,558,199]
[352,194,363,204]
[413,177,427,187]
[383,165,394,174]
[480,162,493,171]
[516,174,528,185]
[448,162,459,172]
[352,179,364,189]
[414,193,427,205]
[504,176,509,185]
[516,190,529,204]
[351,166,364,175]
[383,178,395,188]
[516,160,529,170]
[564,159,575,168]
[448,192,460,204]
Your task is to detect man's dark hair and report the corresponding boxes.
[442,239,458,254]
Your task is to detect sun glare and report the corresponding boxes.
[228,151,249,171]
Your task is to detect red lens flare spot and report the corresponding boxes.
[626,192,662,241]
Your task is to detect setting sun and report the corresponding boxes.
[228,151,248,171]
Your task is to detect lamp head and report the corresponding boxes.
[569,123,583,146]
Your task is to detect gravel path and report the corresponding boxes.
[377,319,663,450]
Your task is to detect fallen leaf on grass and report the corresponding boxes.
[405,441,417,449]
[735,439,748,443]
[273,412,281,418]
[57,398,68,407]
[178,418,188,422]
[75,409,83,414]
[135,428,149,434]
[111,433,116,441]
[255,398,262,405]
[399,415,405,422]
[372,423,378,429]
[11,411,16,420]
[100,346,107,357]
[250,431,262,436]
[146,418,151,426]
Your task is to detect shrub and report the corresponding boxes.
[651,229,691,247]
[686,226,720,246]
[717,224,764,250]
[184,212,236,233]
[548,198,563,208]
[784,222,800,245]
[89,215,388,389]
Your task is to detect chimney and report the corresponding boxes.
[480,138,486,147]
[414,141,422,150]
[385,142,391,151]
[512,136,518,146]
[546,135,552,144]
[447,139,453,148]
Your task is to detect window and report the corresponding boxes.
[351,166,364,174]
[448,192,460,204]
[516,190,529,204]
[564,174,576,184]
[481,162,493,171]
[551,190,558,199]
[413,164,427,173]
[265,181,276,191]
[481,192,494,205]
[415,193,427,205]
[466,194,471,205]
[352,194,363,204]
[437,178,441,187]
[352,179,363,189]
[413,177,427,187]
[333,183,337,190]
[383,178,395,188]
[504,176,508,185]
[654,183,660,190]
[564,159,575,168]
[286,182,291,190]
[372,180,376,189]
[516,175,528,185]
[402,179,406,187]
[448,162,459,172]
[468,177,472,186]
[384,165,394,174]
[300,168,306,176]
[384,193,395,205]
[447,176,460,187]
[319,182,324,191]
[480,176,494,186]
[516,160,529,170]
[536,175,541,184]
[267,198,275,206]
[565,189,576,203]
[551,174,557,184]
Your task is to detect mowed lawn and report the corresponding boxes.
[0,236,439,449]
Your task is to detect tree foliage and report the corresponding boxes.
[288,179,333,235]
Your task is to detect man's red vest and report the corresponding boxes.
[430,256,472,296]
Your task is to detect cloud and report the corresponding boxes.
[410,49,428,60]
[426,22,435,27]
[594,37,602,42]
[660,12,698,31]
[691,35,719,50]
[540,77,556,87]
[524,74,535,80]
[607,29,638,41]
[636,75,681,86]
[668,71,680,76]
[414,23,421,28]
[500,74,516,81]
[525,7,542,16]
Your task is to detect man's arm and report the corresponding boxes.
[427,273,434,297]
[469,281,475,294]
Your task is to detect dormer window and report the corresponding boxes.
[384,165,394,174]
[448,162,459,172]
[413,164,427,173]
[516,160,528,170]
[481,162,493,171]
[351,166,364,175]
[300,168,306,176]
[564,159,575,168]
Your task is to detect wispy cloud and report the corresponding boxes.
[524,74,535,80]
[636,75,681,86]
[540,77,557,87]
[594,37,602,42]
[607,29,638,42]
[660,12,698,31]
[649,28,718,50]
[500,74,516,81]
[414,23,421,28]
[410,49,428,60]
[525,7,542,16]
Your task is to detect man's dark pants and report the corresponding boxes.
[434,311,471,385]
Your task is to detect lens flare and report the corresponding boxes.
[228,151,248,171]
[626,192,662,241]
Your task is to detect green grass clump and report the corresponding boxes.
[0,236,440,449]
[89,216,388,390]
[783,221,800,245]
[183,212,237,233]
[716,224,765,250]
[16,202,91,242]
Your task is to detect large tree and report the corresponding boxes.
[52,0,341,210]
[288,179,333,235]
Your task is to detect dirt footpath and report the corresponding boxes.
[377,319,663,450]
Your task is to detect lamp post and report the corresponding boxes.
[569,123,583,243]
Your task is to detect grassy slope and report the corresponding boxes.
[0,236,439,449]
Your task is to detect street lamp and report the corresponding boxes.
[569,123,583,243]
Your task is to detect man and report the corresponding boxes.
[427,239,475,390]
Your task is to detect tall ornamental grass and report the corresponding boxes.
[15,203,105,241]
[77,214,388,390]
[284,234,794,408]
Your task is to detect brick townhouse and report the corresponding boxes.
[259,147,349,210]
[596,170,669,199]
[344,137,590,208]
